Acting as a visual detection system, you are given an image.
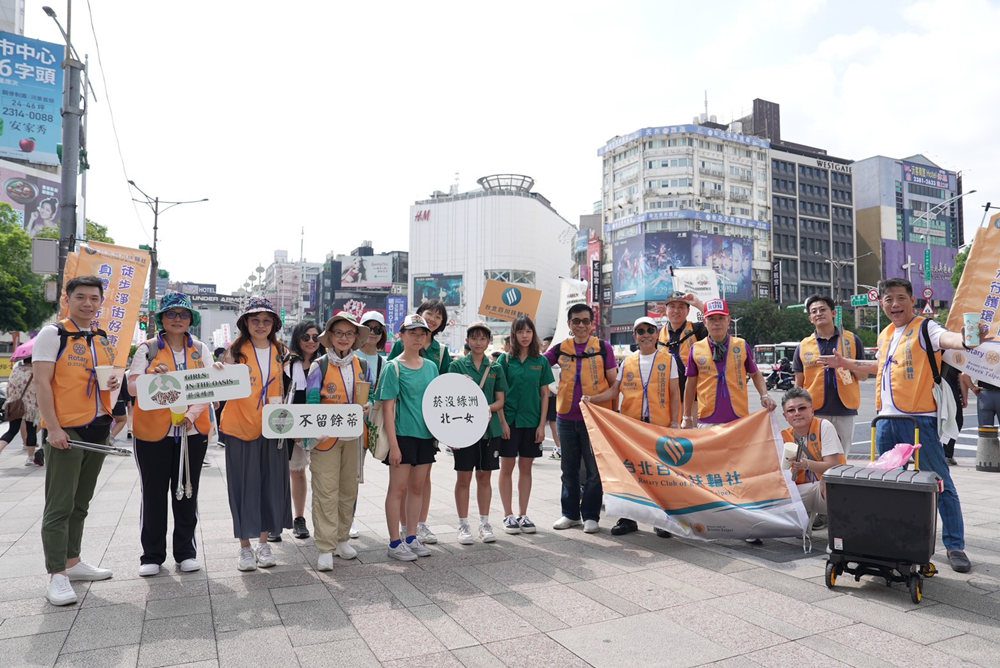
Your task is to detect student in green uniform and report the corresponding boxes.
[497,315,554,534]
[387,300,451,545]
[448,322,508,545]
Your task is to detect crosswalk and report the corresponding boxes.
[848,413,984,458]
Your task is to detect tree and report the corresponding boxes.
[951,246,968,290]
[728,300,814,347]
[0,204,57,334]
[35,219,115,244]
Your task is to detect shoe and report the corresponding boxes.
[611,518,638,536]
[255,542,276,568]
[292,516,310,539]
[518,516,537,534]
[335,541,357,560]
[947,457,958,466]
[745,538,763,546]
[387,542,418,562]
[654,528,672,538]
[138,563,160,577]
[267,531,282,542]
[947,549,971,573]
[178,558,202,573]
[349,522,360,539]
[503,515,521,534]
[46,574,77,606]
[457,523,475,545]
[416,523,438,544]
[65,561,113,582]
[34,450,44,466]
[24,458,34,466]
[237,547,257,571]
[317,553,334,571]
[812,515,828,531]
[583,520,599,534]
[553,516,582,530]
[479,521,496,543]
[406,536,431,557]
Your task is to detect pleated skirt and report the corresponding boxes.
[222,434,293,539]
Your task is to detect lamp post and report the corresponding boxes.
[128,180,208,328]
[910,190,976,288]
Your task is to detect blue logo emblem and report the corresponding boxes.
[502,287,522,306]
[656,435,694,467]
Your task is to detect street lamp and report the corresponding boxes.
[813,251,873,305]
[909,190,976,287]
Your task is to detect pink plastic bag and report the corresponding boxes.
[866,443,920,470]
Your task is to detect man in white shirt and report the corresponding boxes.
[780,387,846,518]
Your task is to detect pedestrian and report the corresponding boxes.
[387,300,451,545]
[656,291,708,406]
[1,357,38,465]
[544,304,616,533]
[377,314,439,561]
[307,312,372,570]
[34,276,119,605]
[941,364,970,466]
[541,336,561,460]
[496,316,554,534]
[449,322,507,544]
[353,310,389,539]
[269,321,324,542]
[587,316,679,537]
[824,278,991,573]
[129,293,215,577]
[779,387,846,519]
[970,376,1000,430]
[219,297,292,572]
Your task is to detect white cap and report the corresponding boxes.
[360,310,386,327]
[633,316,659,330]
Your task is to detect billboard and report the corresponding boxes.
[901,161,951,190]
[478,280,542,322]
[881,239,958,302]
[386,295,408,348]
[414,274,463,307]
[0,32,65,166]
[330,294,387,320]
[0,158,60,235]
[337,255,393,288]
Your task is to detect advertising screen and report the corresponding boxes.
[413,274,463,307]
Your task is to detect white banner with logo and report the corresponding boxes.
[261,404,365,439]
[136,365,251,410]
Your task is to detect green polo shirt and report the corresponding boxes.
[448,355,508,439]
[374,358,438,439]
[499,353,555,428]
[388,337,451,373]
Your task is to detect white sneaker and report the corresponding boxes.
[138,563,160,577]
[417,523,438,544]
[406,536,431,557]
[237,547,257,571]
[335,541,357,560]
[316,552,334,571]
[65,561,112,581]
[178,558,201,573]
[255,542,276,568]
[479,521,496,543]
[553,516,582,530]
[349,522,360,539]
[583,520,599,534]
[387,542,418,562]
[457,523,475,545]
[46,574,77,606]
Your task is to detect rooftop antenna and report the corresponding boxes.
[299,226,304,263]
[450,171,460,196]
[704,90,708,118]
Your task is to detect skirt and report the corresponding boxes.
[222,434,293,539]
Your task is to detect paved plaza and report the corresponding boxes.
[1,430,1000,667]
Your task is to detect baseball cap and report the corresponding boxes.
[633,316,658,331]
[466,321,492,337]
[703,299,730,317]
[360,310,386,328]
[399,314,432,332]
[664,291,690,306]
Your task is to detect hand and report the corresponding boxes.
[971,385,982,396]
[535,425,545,444]
[47,427,70,450]
[212,361,225,370]
[581,395,591,404]
[181,417,194,431]
[761,395,777,412]
[975,322,996,346]
[107,375,120,391]
[501,422,511,440]
[389,446,402,466]
[681,416,696,429]
[818,351,846,369]
[152,363,169,374]
[790,459,809,473]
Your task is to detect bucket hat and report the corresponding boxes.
[319,311,370,351]
[155,292,201,329]
[237,297,282,332]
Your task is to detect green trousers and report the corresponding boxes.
[42,428,108,574]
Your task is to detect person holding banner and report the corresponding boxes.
[657,291,708,404]
[544,304,616,533]
[220,298,292,572]
[128,293,215,577]
[306,312,372,570]
[448,322,508,544]
[34,276,119,605]
[779,387,846,519]
[586,316,680,537]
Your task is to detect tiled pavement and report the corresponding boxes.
[2,440,1000,667]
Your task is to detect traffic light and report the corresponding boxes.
[139,321,147,331]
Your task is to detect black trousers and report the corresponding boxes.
[134,433,208,565]
[1,418,36,447]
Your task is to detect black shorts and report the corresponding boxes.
[453,437,500,472]
[383,436,437,467]
[112,400,128,417]
[499,427,542,459]
[546,399,557,422]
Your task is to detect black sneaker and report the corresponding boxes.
[947,549,971,573]
[292,517,310,539]
[267,531,282,542]
[653,528,672,538]
[745,538,763,546]
[946,457,958,466]
[610,518,638,536]
[502,515,521,534]
[811,514,828,531]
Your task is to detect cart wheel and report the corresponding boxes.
[908,575,923,604]
[920,562,938,578]
[825,561,837,589]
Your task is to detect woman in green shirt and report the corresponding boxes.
[497,315,554,535]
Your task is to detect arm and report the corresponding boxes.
[535,386,547,443]
[586,378,620,405]
[822,351,877,378]
[751,372,776,411]
[34,362,68,449]
[682,376,697,427]
[669,377,680,427]
[958,373,973,408]
[794,372,804,388]
[791,454,841,477]
[384,399,401,466]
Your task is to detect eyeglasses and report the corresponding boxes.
[784,405,811,413]
[299,334,320,342]
[570,318,591,326]
[162,310,191,320]
[634,326,657,335]
[330,330,356,339]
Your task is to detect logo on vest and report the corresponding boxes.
[73,343,86,355]
[697,356,709,366]
[148,375,183,407]
[325,383,337,395]
[97,336,110,346]
[501,287,522,307]
[191,350,202,360]
[657,363,666,371]
[267,407,294,435]
[655,435,694,467]
[626,372,635,381]
[733,346,741,355]
[809,433,817,441]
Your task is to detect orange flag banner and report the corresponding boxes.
[582,403,808,539]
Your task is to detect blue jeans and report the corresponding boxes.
[557,418,602,522]
[876,415,964,551]
[977,387,1000,427]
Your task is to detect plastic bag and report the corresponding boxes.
[866,443,920,470]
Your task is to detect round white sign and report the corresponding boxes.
[548,364,561,394]
[421,373,491,449]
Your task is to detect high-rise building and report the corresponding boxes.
[263,250,322,327]
[314,246,408,326]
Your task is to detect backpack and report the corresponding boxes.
[55,322,109,358]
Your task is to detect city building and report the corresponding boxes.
[262,250,322,327]
[314,243,408,326]
[408,174,575,352]
[853,154,965,308]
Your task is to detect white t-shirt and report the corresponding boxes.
[616,351,679,418]
[878,318,945,417]
[818,419,845,458]
[289,360,308,393]
[33,321,109,417]
[129,339,214,436]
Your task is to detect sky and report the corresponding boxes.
[22,0,1000,294]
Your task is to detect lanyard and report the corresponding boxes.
[255,346,274,408]
[638,351,659,419]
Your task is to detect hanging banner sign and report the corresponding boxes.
[261,403,364,439]
[136,364,251,410]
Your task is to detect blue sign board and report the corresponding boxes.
[0,32,65,166]
[385,295,408,350]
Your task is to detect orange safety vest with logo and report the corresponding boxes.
[220,341,284,441]
[132,335,213,441]
[875,316,939,414]
[798,330,861,411]
[658,321,698,368]
[556,337,612,413]
[46,319,116,429]
[314,355,364,451]
[619,350,672,426]
[691,336,749,419]
[781,417,846,485]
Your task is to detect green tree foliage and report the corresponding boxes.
[0,204,57,333]
[951,247,968,290]
[729,300,878,348]
[35,219,114,244]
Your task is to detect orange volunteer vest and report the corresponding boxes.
[132,335,213,441]
[798,330,861,410]
[781,417,846,485]
[314,354,364,452]
[875,316,939,414]
[556,337,612,413]
[691,336,749,419]
[619,350,673,426]
[220,341,284,441]
[658,321,698,369]
[48,319,115,429]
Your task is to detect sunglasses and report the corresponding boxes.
[570,318,591,326]
[367,325,384,334]
[634,326,657,335]
[299,334,320,342]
